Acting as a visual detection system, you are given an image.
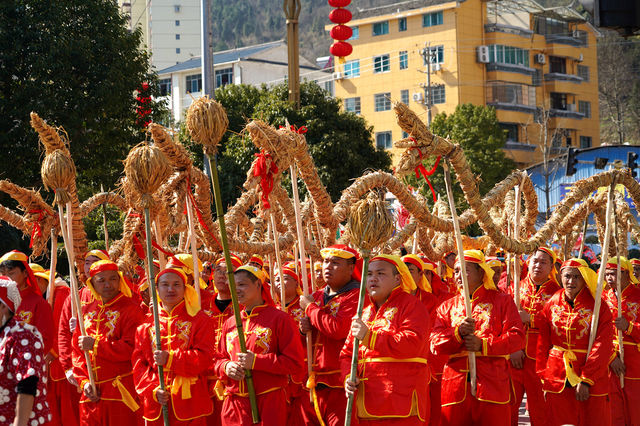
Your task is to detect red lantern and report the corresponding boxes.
[330,24,352,41]
[329,8,352,24]
[328,0,350,6]
[330,41,353,57]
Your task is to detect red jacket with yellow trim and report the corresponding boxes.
[305,282,359,387]
[415,287,447,378]
[132,301,215,421]
[431,285,525,405]
[278,296,307,398]
[214,304,305,396]
[340,287,431,420]
[604,285,640,379]
[519,276,561,359]
[49,285,70,382]
[536,288,614,395]
[58,286,92,373]
[17,286,54,354]
[72,292,144,406]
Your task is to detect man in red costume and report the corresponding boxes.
[343,254,431,424]
[0,251,54,354]
[509,247,560,426]
[604,256,640,426]
[214,265,304,425]
[167,253,212,311]
[630,258,640,282]
[431,249,524,426]
[440,251,457,295]
[133,266,215,425]
[536,258,614,426]
[72,260,144,425]
[298,244,360,425]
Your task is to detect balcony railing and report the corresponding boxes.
[544,73,583,83]
[486,82,537,113]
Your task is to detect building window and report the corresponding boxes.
[376,131,393,149]
[349,26,359,40]
[399,51,408,70]
[373,54,390,73]
[534,16,569,36]
[344,97,361,114]
[400,89,409,105]
[423,45,444,65]
[344,59,360,78]
[579,136,592,148]
[159,78,172,96]
[486,81,536,107]
[374,93,391,111]
[550,92,567,110]
[423,11,443,27]
[549,56,566,74]
[215,68,233,87]
[578,100,591,118]
[174,5,181,12]
[399,17,407,32]
[577,65,590,81]
[175,20,180,26]
[533,69,543,86]
[185,73,202,93]
[176,48,181,54]
[488,45,530,67]
[372,21,389,36]
[176,34,180,40]
[500,123,519,141]
[431,85,445,104]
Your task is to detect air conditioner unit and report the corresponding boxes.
[431,63,441,72]
[413,92,424,102]
[476,45,490,63]
[535,54,546,64]
[573,29,581,38]
[577,53,584,62]
[567,104,577,112]
[332,72,344,80]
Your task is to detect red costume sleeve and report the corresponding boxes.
[626,316,640,342]
[535,302,552,377]
[252,314,304,376]
[57,296,73,372]
[132,324,158,403]
[305,291,357,339]
[166,314,216,377]
[430,298,466,355]
[483,294,525,356]
[581,302,614,384]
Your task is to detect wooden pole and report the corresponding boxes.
[442,160,477,396]
[143,208,171,426]
[47,228,57,307]
[513,185,522,309]
[153,221,167,270]
[412,228,419,254]
[578,213,589,259]
[204,154,260,423]
[269,213,286,311]
[613,202,625,388]
[290,165,314,382]
[57,204,96,394]
[284,0,301,109]
[587,181,616,355]
[100,184,109,252]
[185,195,202,303]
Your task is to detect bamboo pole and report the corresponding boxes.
[100,184,109,251]
[269,213,286,311]
[47,228,57,307]
[143,209,171,426]
[442,160,477,396]
[412,228,419,254]
[578,213,589,259]
[204,154,260,423]
[613,202,625,389]
[185,195,202,303]
[57,203,96,394]
[587,181,616,355]
[153,221,167,270]
[290,165,314,383]
[513,185,522,309]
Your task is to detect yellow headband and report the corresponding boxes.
[155,267,201,316]
[605,256,640,285]
[29,264,51,282]
[320,247,356,260]
[167,254,208,290]
[401,254,432,293]
[561,258,598,299]
[371,254,416,294]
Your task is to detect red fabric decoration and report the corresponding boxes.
[252,151,279,210]
[135,82,152,129]
[329,7,352,24]
[330,41,353,57]
[27,210,46,249]
[409,146,441,203]
[328,0,351,7]
[330,24,353,41]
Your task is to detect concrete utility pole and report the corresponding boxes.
[420,43,434,125]
[201,0,214,97]
[284,0,301,109]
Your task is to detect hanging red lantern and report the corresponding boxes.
[329,7,352,24]
[330,41,353,58]
[328,0,350,6]
[330,24,353,41]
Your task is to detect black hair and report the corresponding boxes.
[0,260,25,271]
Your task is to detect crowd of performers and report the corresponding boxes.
[0,242,638,426]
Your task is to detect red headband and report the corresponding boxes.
[561,259,586,269]
[89,260,119,278]
[402,256,423,272]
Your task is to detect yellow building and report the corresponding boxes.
[330,0,600,167]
